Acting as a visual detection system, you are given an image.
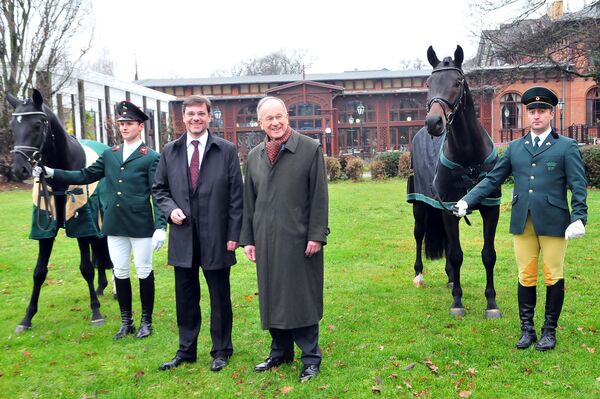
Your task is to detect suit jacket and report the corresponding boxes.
[52,143,167,237]
[152,131,243,269]
[464,131,587,236]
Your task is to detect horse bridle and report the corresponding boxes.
[10,110,54,231]
[426,66,466,127]
[10,111,50,166]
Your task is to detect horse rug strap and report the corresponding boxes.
[32,144,101,222]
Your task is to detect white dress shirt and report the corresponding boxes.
[186,132,208,169]
[530,127,552,148]
[123,139,143,161]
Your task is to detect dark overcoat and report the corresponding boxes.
[240,130,329,330]
[52,143,166,237]
[152,132,243,269]
[464,131,587,236]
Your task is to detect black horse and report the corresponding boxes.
[8,89,113,332]
[407,46,502,318]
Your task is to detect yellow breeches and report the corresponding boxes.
[513,215,567,287]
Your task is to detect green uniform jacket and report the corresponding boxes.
[240,130,329,330]
[463,131,587,237]
[52,143,167,238]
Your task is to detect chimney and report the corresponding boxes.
[547,0,564,20]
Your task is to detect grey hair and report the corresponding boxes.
[256,96,287,117]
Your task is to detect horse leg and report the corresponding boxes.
[15,238,55,333]
[480,206,502,319]
[412,203,426,287]
[444,240,454,289]
[77,237,105,326]
[443,214,465,317]
[91,237,112,296]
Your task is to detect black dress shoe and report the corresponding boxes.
[254,356,294,372]
[210,356,229,372]
[113,323,135,340]
[135,321,152,339]
[299,364,320,382]
[159,356,195,371]
[535,329,556,351]
[515,330,537,349]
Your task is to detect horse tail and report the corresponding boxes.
[424,206,445,260]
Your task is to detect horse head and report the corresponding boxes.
[425,45,465,137]
[6,89,51,180]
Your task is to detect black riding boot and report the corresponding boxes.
[536,279,565,351]
[515,283,537,349]
[114,277,135,339]
[136,271,154,339]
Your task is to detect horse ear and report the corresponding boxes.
[5,92,21,109]
[32,89,44,108]
[427,46,440,68]
[454,45,464,69]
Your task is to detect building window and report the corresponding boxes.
[288,102,322,132]
[236,105,258,127]
[500,92,521,129]
[389,96,427,122]
[586,87,600,126]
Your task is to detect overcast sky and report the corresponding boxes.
[86,0,588,81]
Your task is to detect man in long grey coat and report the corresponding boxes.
[240,96,329,383]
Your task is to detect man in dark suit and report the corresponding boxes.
[152,95,243,372]
[454,86,588,351]
[33,101,167,340]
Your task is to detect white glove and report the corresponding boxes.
[564,219,585,240]
[152,228,167,251]
[32,165,54,178]
[453,200,468,217]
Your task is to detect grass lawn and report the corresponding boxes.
[0,180,598,398]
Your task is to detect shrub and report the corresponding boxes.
[370,160,387,180]
[338,155,349,173]
[374,151,402,178]
[345,157,364,181]
[581,145,600,188]
[324,157,342,181]
[398,151,412,179]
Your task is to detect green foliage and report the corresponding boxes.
[398,151,412,178]
[344,156,364,181]
[495,145,514,184]
[581,145,600,188]
[370,159,387,180]
[325,156,342,181]
[374,151,402,178]
[0,185,599,398]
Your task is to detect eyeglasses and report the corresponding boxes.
[185,111,208,118]
[261,114,287,123]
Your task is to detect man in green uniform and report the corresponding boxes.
[454,86,587,351]
[34,101,167,340]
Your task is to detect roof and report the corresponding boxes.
[135,69,433,88]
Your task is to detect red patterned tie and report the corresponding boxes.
[190,140,200,188]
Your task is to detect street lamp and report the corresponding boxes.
[356,102,365,157]
[324,125,332,156]
[558,99,564,134]
[213,106,222,137]
[348,115,355,155]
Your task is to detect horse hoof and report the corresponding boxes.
[450,307,466,317]
[91,318,106,327]
[447,282,454,289]
[485,309,502,319]
[413,274,425,287]
[15,324,31,334]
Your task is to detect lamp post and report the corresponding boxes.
[325,126,332,156]
[213,106,222,137]
[558,99,564,134]
[348,115,355,155]
[356,102,365,156]
[503,107,510,141]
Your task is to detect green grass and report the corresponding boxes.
[0,181,598,398]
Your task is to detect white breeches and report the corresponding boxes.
[107,236,153,279]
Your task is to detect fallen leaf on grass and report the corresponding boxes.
[582,344,596,353]
[279,386,293,394]
[458,390,472,398]
[134,370,144,380]
[374,376,383,385]
[244,294,253,302]
[84,352,98,357]
[403,380,413,389]
[543,381,552,386]
[414,389,429,397]
[424,358,439,375]
[466,368,477,378]
[22,351,31,358]
[379,345,385,351]
[524,367,532,375]
[403,362,416,371]
[388,373,398,379]
[328,324,336,331]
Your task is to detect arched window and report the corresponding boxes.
[500,93,522,129]
[288,102,322,131]
[586,87,600,126]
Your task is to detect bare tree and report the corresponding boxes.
[397,58,429,70]
[469,0,600,84]
[0,0,93,180]
[88,47,114,76]
[214,49,313,77]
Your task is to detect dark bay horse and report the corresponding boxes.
[8,89,112,332]
[407,46,502,318]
